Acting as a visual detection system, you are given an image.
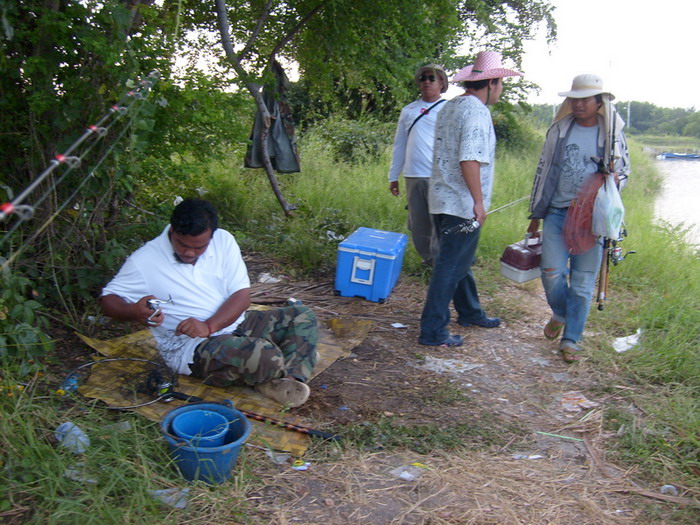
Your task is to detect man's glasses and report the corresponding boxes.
[419,74,436,82]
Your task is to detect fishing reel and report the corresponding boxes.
[609,227,635,266]
[146,295,173,326]
[142,366,201,403]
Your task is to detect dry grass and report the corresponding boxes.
[241,444,674,524]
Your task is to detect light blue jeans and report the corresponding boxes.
[541,208,603,343]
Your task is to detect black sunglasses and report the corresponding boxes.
[419,74,437,82]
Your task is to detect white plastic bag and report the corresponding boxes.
[593,174,624,238]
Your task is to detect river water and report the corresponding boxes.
[653,159,700,246]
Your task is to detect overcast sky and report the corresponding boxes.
[520,0,700,109]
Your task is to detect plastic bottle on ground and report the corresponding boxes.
[55,422,90,454]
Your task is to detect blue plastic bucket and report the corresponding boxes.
[160,402,251,484]
[172,409,229,447]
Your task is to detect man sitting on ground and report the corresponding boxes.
[100,198,318,407]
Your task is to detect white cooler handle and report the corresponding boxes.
[350,256,375,285]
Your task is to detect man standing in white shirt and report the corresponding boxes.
[388,64,447,266]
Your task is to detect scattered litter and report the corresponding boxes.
[497,398,509,403]
[326,230,344,241]
[418,356,484,374]
[560,392,600,412]
[613,329,642,353]
[55,422,90,454]
[149,488,190,509]
[660,484,679,496]
[56,375,79,396]
[86,315,109,325]
[383,411,394,417]
[320,384,328,390]
[529,357,551,367]
[291,460,311,471]
[536,431,584,442]
[389,462,428,481]
[266,450,291,465]
[258,273,282,283]
[551,372,570,382]
[106,421,132,432]
[391,323,408,329]
[285,297,303,306]
[512,454,544,460]
[63,463,98,484]
[338,405,349,411]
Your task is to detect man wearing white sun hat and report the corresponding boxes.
[527,73,630,363]
[419,51,522,347]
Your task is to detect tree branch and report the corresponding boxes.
[267,0,330,67]
[239,0,275,61]
[214,0,295,217]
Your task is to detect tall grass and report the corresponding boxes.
[2,121,698,521]
[203,130,699,485]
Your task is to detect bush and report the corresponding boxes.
[0,268,52,376]
[301,116,395,163]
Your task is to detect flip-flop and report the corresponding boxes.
[560,347,582,363]
[559,340,582,363]
[544,319,563,340]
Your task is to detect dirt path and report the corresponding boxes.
[52,254,691,523]
[239,257,687,524]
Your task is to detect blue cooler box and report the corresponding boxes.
[335,227,408,303]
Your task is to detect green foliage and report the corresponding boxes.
[0,268,52,374]
[492,104,541,150]
[532,101,700,139]
[300,116,395,163]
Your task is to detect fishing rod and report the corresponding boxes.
[0,71,160,225]
[596,99,635,310]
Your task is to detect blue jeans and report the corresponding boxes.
[420,214,485,343]
[541,208,603,343]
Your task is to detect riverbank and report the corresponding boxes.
[2,131,698,522]
[654,158,700,245]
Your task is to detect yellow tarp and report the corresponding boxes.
[76,316,371,456]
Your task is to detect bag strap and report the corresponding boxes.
[407,99,445,137]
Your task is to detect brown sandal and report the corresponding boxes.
[544,319,564,340]
[559,340,582,363]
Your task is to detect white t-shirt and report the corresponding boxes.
[101,225,250,374]
[428,95,496,218]
[388,98,446,181]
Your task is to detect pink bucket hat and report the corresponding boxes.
[452,51,523,82]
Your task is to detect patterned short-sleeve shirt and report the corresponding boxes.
[428,95,496,219]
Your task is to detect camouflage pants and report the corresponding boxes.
[189,305,318,387]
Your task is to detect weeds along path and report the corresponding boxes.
[241,254,694,524]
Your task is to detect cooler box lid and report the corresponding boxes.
[338,227,406,259]
[500,234,542,271]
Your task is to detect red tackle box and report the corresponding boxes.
[499,233,542,283]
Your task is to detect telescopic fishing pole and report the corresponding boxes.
[596,98,635,310]
[596,97,615,310]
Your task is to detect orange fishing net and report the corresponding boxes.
[564,172,605,254]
